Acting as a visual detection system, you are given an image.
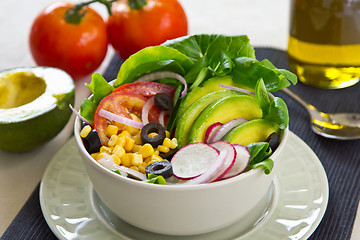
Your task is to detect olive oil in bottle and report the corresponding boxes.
[288,0,360,89]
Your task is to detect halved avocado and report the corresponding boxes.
[0,67,75,152]
[222,119,277,146]
[175,90,241,147]
[188,95,262,143]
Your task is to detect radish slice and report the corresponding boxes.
[210,118,248,143]
[221,144,250,179]
[182,150,228,185]
[219,84,255,96]
[204,122,223,143]
[69,104,92,125]
[134,71,188,98]
[98,109,144,129]
[208,141,236,182]
[142,96,155,124]
[98,154,147,181]
[171,143,220,180]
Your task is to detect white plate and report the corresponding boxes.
[40,131,328,240]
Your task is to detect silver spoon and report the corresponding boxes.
[281,88,360,140]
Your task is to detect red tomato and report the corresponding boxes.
[29,2,108,80]
[113,82,175,98]
[93,92,161,144]
[107,0,188,59]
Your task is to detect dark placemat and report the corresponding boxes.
[2,48,360,240]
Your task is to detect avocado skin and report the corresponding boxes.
[222,119,277,146]
[0,90,74,152]
[188,95,262,143]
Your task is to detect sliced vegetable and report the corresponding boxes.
[98,109,144,129]
[265,132,280,151]
[182,150,228,185]
[81,128,102,154]
[221,144,250,179]
[208,141,236,181]
[204,122,223,144]
[113,81,175,99]
[219,84,254,96]
[154,93,174,111]
[171,143,219,180]
[142,96,155,125]
[210,118,248,143]
[140,122,166,147]
[145,161,173,179]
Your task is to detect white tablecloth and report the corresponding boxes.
[0,0,358,239]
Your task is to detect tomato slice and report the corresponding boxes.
[113,82,175,98]
[93,91,161,144]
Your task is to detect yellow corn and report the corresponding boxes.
[100,146,112,154]
[138,143,154,158]
[170,138,178,149]
[96,153,104,161]
[148,132,158,138]
[131,153,143,166]
[138,164,146,174]
[118,130,131,139]
[162,138,172,148]
[133,133,142,145]
[125,125,139,136]
[154,149,160,156]
[106,125,118,137]
[113,145,125,158]
[144,156,152,164]
[108,135,118,147]
[124,137,135,152]
[80,125,92,138]
[151,154,163,162]
[91,152,99,160]
[121,153,133,167]
[131,144,142,153]
[130,166,139,172]
[115,137,126,148]
[111,154,121,165]
[165,130,170,138]
[158,145,169,153]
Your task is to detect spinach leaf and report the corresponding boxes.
[247,142,274,174]
[265,97,289,130]
[114,46,193,87]
[252,159,274,175]
[145,173,166,184]
[255,78,271,117]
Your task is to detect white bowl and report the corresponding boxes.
[74,112,288,236]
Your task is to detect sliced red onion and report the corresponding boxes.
[98,154,147,181]
[219,84,254,96]
[159,110,166,127]
[69,104,92,125]
[182,150,228,185]
[142,96,155,124]
[98,109,144,129]
[134,71,187,98]
[210,118,248,143]
[204,122,223,144]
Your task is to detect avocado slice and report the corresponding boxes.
[176,75,251,119]
[222,119,277,146]
[188,95,262,143]
[175,90,241,147]
[0,67,75,152]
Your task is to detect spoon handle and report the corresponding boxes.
[281,88,317,112]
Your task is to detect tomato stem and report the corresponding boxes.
[128,0,147,10]
[65,0,117,24]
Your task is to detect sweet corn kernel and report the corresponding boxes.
[170,138,178,149]
[118,130,131,139]
[91,153,99,160]
[108,135,118,147]
[80,125,92,138]
[111,154,121,165]
[165,130,170,138]
[138,164,146,174]
[121,153,133,167]
[130,113,142,122]
[113,145,125,158]
[131,153,143,166]
[100,146,112,154]
[96,153,104,161]
[151,154,163,162]
[125,125,139,136]
[162,138,171,148]
[131,144,142,153]
[154,149,160,156]
[144,156,152,163]
[158,145,169,153]
[106,125,118,137]
[124,137,135,152]
[148,132,158,138]
[138,143,154,158]
[133,133,142,145]
[115,137,126,148]
[113,122,126,130]
[130,166,139,172]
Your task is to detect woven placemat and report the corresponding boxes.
[2,48,360,240]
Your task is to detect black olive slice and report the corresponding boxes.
[141,122,166,147]
[145,161,173,179]
[154,93,173,111]
[82,129,102,154]
[265,132,279,151]
[159,148,178,160]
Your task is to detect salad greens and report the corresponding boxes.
[80,34,297,176]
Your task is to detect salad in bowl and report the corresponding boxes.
[73,34,297,235]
